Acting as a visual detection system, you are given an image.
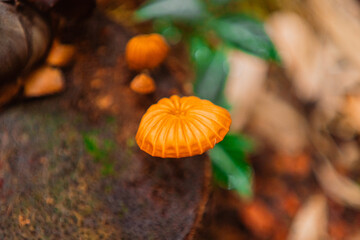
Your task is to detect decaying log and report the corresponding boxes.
[0,11,211,239]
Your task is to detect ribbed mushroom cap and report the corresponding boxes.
[136,95,232,158]
[125,33,169,70]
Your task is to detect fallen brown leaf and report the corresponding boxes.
[240,200,276,238]
[308,0,360,68]
[225,50,268,130]
[342,95,360,133]
[273,152,311,178]
[288,194,328,240]
[315,158,360,209]
[248,92,307,154]
[266,12,323,101]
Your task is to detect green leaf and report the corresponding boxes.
[210,0,232,5]
[220,133,254,154]
[194,49,229,105]
[212,14,280,61]
[136,0,206,21]
[209,133,253,197]
[190,38,229,106]
[189,37,213,74]
[153,19,182,44]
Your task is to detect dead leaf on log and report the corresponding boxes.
[287,194,328,240]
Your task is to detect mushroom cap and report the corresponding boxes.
[136,95,232,158]
[23,66,64,97]
[130,73,156,94]
[125,33,169,70]
[46,39,76,67]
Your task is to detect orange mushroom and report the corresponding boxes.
[46,39,76,67]
[136,95,232,158]
[130,73,156,94]
[23,66,64,97]
[125,33,169,70]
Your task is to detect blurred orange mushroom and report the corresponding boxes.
[23,66,64,97]
[130,73,156,94]
[46,39,76,67]
[125,33,169,70]
[136,95,232,158]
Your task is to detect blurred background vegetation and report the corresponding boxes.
[100,0,360,238]
[102,0,285,198]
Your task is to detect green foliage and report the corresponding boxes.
[210,0,233,5]
[135,0,207,21]
[136,0,274,197]
[190,37,229,106]
[136,0,279,61]
[153,19,182,44]
[137,0,280,106]
[83,132,116,176]
[189,37,213,72]
[209,134,253,197]
[212,14,280,61]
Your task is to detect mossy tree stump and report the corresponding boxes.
[0,11,210,240]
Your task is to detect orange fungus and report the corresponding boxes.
[46,39,76,67]
[125,33,169,70]
[136,95,232,158]
[130,73,156,94]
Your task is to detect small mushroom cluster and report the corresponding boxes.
[128,34,232,159]
[22,39,76,98]
[125,33,169,94]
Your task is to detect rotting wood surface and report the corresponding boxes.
[0,11,211,240]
